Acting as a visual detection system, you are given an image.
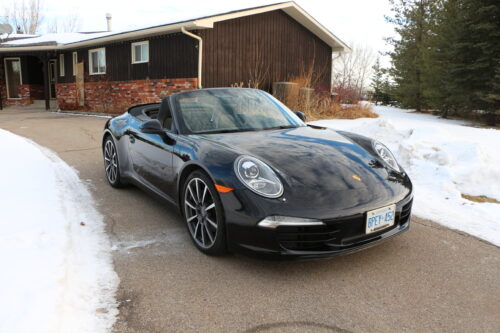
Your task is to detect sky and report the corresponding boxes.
[38,0,395,57]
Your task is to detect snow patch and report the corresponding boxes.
[313,105,500,246]
[0,129,119,333]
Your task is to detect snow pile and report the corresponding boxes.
[313,106,500,246]
[0,129,119,333]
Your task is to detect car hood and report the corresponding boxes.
[198,126,411,217]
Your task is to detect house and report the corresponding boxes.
[0,1,349,113]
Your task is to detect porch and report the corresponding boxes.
[1,54,58,111]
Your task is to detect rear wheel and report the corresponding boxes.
[182,171,227,255]
[103,137,123,188]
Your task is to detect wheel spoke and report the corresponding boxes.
[195,179,200,202]
[185,201,196,210]
[206,217,217,229]
[187,214,197,222]
[188,185,198,204]
[201,223,205,245]
[194,221,200,237]
[201,186,208,204]
[205,203,215,211]
[204,223,214,243]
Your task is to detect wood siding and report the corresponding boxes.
[57,33,198,83]
[199,10,332,92]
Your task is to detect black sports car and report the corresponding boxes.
[102,88,413,259]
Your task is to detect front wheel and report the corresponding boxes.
[182,171,227,255]
[103,137,123,188]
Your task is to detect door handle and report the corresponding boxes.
[129,134,135,144]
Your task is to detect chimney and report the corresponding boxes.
[106,13,112,32]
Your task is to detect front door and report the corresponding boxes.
[48,60,57,99]
[4,58,22,99]
[128,128,177,199]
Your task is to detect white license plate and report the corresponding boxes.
[366,204,396,234]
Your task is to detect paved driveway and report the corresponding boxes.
[1,108,499,333]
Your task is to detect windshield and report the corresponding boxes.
[171,89,304,134]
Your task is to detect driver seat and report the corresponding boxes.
[158,97,173,130]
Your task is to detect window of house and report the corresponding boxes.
[89,48,106,75]
[59,54,65,76]
[131,41,149,64]
[72,52,78,76]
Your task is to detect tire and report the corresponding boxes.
[103,137,124,188]
[182,170,227,255]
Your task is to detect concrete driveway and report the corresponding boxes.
[1,108,499,333]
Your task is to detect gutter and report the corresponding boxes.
[181,27,203,89]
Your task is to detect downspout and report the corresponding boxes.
[181,27,202,89]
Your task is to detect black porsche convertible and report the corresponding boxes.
[102,88,413,258]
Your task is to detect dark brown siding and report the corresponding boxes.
[57,33,198,83]
[199,10,332,92]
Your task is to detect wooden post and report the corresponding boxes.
[42,54,50,110]
[75,62,84,107]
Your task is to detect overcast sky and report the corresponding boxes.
[39,0,394,55]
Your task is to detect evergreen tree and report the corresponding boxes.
[371,58,384,105]
[422,0,457,117]
[385,0,499,123]
[385,0,437,111]
[455,0,499,116]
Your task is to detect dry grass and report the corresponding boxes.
[461,194,500,204]
[305,100,378,121]
[279,85,377,121]
[276,73,379,121]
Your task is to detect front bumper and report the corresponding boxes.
[223,194,413,259]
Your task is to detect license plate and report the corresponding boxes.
[366,204,396,234]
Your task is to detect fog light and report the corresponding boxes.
[258,216,325,228]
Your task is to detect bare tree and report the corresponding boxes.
[3,0,43,34]
[332,44,376,101]
[46,9,82,33]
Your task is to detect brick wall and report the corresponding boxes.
[28,84,44,100]
[56,77,197,114]
[0,83,41,106]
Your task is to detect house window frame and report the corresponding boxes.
[59,54,65,76]
[88,47,106,75]
[131,41,149,64]
[3,57,23,99]
[72,52,78,76]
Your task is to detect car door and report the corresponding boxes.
[128,111,176,199]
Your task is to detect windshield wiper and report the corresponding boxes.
[263,125,299,130]
[199,126,298,134]
[204,128,261,134]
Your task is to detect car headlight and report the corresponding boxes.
[234,155,283,198]
[372,140,401,172]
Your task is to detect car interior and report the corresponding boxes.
[128,97,173,130]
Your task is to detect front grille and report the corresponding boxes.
[277,225,342,251]
[276,199,413,252]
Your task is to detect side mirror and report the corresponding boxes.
[141,119,164,135]
[295,111,306,122]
